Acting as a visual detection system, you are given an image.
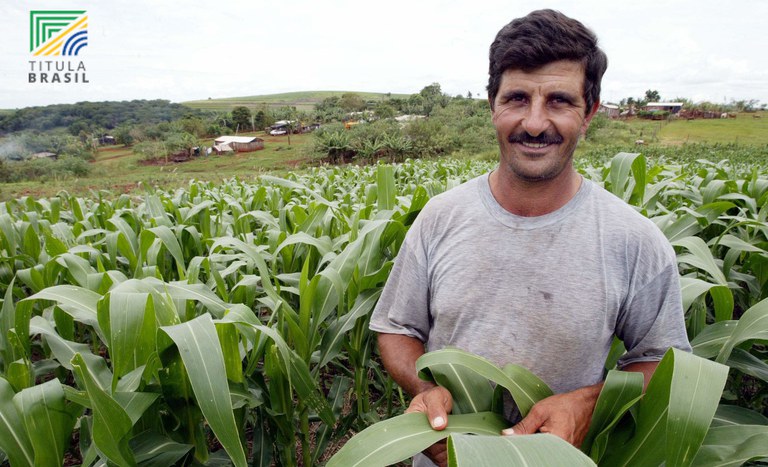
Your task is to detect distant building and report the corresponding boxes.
[598,103,620,118]
[213,136,264,152]
[645,102,684,114]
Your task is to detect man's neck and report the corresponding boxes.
[488,167,583,217]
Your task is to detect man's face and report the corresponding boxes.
[490,60,597,183]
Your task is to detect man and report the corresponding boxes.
[369,9,691,467]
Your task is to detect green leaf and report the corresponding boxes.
[14,379,80,466]
[693,425,768,467]
[327,412,507,467]
[99,292,157,389]
[582,370,644,461]
[602,348,728,467]
[715,296,768,364]
[448,433,596,467]
[416,348,552,417]
[673,236,728,285]
[376,165,396,211]
[711,404,768,427]
[130,431,193,467]
[70,353,136,467]
[0,378,34,467]
[318,289,381,369]
[690,320,737,359]
[29,316,113,388]
[25,285,102,331]
[220,305,335,426]
[160,314,247,467]
[680,277,733,321]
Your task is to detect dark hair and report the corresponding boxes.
[487,9,607,112]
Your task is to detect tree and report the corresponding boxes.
[419,82,449,116]
[374,101,396,120]
[339,93,367,112]
[231,106,252,133]
[644,89,661,103]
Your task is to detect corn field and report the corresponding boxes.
[1,155,768,466]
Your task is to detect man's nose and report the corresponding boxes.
[521,102,551,137]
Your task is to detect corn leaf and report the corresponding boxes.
[377,165,396,211]
[715,296,768,364]
[0,377,34,467]
[129,431,194,467]
[602,348,728,467]
[318,289,381,369]
[711,404,768,427]
[13,379,80,466]
[582,370,644,461]
[693,425,768,467]
[98,292,157,389]
[417,348,552,416]
[70,353,136,467]
[447,432,596,467]
[327,412,507,467]
[160,314,247,467]
[673,236,728,285]
[25,285,105,341]
[29,316,112,388]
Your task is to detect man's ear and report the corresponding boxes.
[582,100,600,132]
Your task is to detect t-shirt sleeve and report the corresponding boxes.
[616,259,692,368]
[369,216,431,342]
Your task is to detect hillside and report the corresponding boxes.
[182,90,412,112]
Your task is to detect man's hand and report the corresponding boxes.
[502,384,600,447]
[405,386,453,467]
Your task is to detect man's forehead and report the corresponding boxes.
[498,61,585,92]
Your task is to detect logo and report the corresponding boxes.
[30,10,88,56]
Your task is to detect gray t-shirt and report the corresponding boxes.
[370,173,691,395]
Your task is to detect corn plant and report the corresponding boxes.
[329,347,768,466]
[2,155,768,465]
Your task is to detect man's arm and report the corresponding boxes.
[505,360,659,447]
[377,333,453,428]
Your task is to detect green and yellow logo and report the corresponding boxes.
[29,10,88,56]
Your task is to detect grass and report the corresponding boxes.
[1,132,316,200]
[659,113,768,145]
[183,91,411,112]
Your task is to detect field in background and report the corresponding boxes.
[1,112,766,202]
[182,91,411,112]
[1,133,313,200]
[659,113,768,144]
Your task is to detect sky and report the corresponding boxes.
[2,0,767,110]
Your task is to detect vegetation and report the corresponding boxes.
[0,100,199,135]
[182,91,411,113]
[1,87,768,464]
[1,152,768,465]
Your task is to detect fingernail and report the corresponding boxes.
[433,416,445,427]
[502,428,514,436]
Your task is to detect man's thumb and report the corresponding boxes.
[503,416,536,436]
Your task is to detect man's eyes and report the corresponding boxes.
[500,95,574,106]
[550,97,573,105]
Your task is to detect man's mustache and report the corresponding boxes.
[507,132,563,145]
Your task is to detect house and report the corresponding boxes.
[598,103,620,118]
[644,102,684,114]
[211,144,234,155]
[269,120,296,135]
[212,136,264,152]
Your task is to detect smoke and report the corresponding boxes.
[0,138,27,161]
